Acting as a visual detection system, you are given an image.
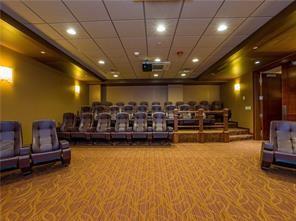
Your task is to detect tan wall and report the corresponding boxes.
[0,47,89,143]
[89,84,101,104]
[168,85,183,103]
[106,85,168,104]
[220,73,253,132]
[183,85,220,102]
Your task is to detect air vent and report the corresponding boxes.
[142,61,170,72]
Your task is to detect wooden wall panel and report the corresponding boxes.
[282,64,296,121]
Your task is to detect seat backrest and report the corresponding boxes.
[137,105,148,112]
[79,113,93,132]
[92,101,101,107]
[188,101,197,107]
[115,112,129,132]
[211,101,223,110]
[110,105,120,120]
[152,112,167,132]
[165,105,176,119]
[0,121,22,158]
[152,101,160,105]
[199,101,210,110]
[116,102,125,107]
[96,113,111,132]
[140,101,148,106]
[81,105,92,113]
[164,101,173,106]
[60,113,75,132]
[152,105,162,112]
[128,101,137,106]
[123,105,134,119]
[179,104,191,119]
[93,105,107,120]
[101,101,113,106]
[270,121,296,153]
[133,112,147,132]
[176,101,185,107]
[32,120,59,153]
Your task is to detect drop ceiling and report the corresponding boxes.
[1,0,293,80]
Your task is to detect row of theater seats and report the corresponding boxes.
[58,112,173,144]
[0,121,71,174]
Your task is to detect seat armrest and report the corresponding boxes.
[262,141,273,151]
[59,140,70,149]
[148,127,153,132]
[20,146,31,155]
[167,126,174,132]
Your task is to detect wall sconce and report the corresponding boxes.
[74,85,80,94]
[234,83,240,91]
[0,66,13,83]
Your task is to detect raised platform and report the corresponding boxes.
[174,128,253,143]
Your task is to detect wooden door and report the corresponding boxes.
[261,73,282,140]
[282,64,296,121]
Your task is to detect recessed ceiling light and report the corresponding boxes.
[40,51,46,54]
[134,51,140,56]
[154,57,161,62]
[156,24,166,33]
[66,28,76,35]
[253,46,258,50]
[181,73,186,77]
[113,74,119,78]
[192,58,199,63]
[153,73,159,77]
[98,60,105,64]
[255,60,260,64]
[217,24,228,32]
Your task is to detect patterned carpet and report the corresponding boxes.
[1,141,296,221]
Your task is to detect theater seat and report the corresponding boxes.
[199,101,210,110]
[132,112,149,140]
[211,101,223,110]
[93,105,107,120]
[123,105,134,119]
[137,105,148,112]
[81,105,92,114]
[110,105,120,121]
[152,105,162,113]
[101,101,113,106]
[140,101,149,106]
[57,113,76,140]
[165,104,176,120]
[115,102,125,107]
[164,101,173,106]
[152,101,160,105]
[30,120,71,166]
[90,113,111,142]
[92,101,101,108]
[188,101,197,110]
[176,101,185,108]
[152,112,173,141]
[71,113,93,140]
[179,104,195,124]
[111,112,132,142]
[128,101,137,107]
[0,121,30,173]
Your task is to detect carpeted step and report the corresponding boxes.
[230,134,253,141]
[229,128,250,135]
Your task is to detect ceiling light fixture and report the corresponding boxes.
[113,74,119,78]
[66,28,76,35]
[156,24,166,33]
[40,51,46,54]
[153,73,159,77]
[134,51,140,56]
[255,60,260,64]
[192,58,199,63]
[181,73,186,77]
[98,60,105,64]
[217,23,228,32]
[253,46,258,50]
[154,58,161,62]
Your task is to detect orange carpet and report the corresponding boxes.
[1,141,295,221]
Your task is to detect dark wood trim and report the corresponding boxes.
[0,10,105,81]
[253,71,261,140]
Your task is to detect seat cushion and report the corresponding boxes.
[276,130,293,154]
[274,151,296,165]
[0,140,15,159]
[292,131,296,153]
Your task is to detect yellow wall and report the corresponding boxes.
[168,85,183,102]
[0,47,89,143]
[89,84,101,104]
[220,73,253,132]
[183,85,220,102]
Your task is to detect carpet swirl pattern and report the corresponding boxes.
[1,141,296,221]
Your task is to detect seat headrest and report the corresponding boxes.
[153,112,165,119]
[117,112,129,119]
[0,121,20,132]
[134,112,147,119]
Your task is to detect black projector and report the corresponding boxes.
[142,62,152,72]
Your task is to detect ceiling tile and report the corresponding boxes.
[148,48,170,59]
[95,38,122,51]
[104,0,144,20]
[172,36,199,48]
[64,0,109,21]
[220,35,248,49]
[23,1,75,23]
[113,20,145,37]
[204,18,245,36]
[191,46,216,59]
[1,1,44,24]
[252,0,293,17]
[121,37,146,50]
[68,38,98,52]
[176,18,211,36]
[233,17,271,36]
[216,0,263,18]
[126,49,147,62]
[146,19,178,36]
[33,24,64,40]
[196,35,225,48]
[81,21,117,38]
[50,22,89,39]
[181,0,223,18]
[169,47,192,63]
[148,36,173,48]
[145,1,182,19]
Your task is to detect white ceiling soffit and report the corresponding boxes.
[1,0,293,80]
